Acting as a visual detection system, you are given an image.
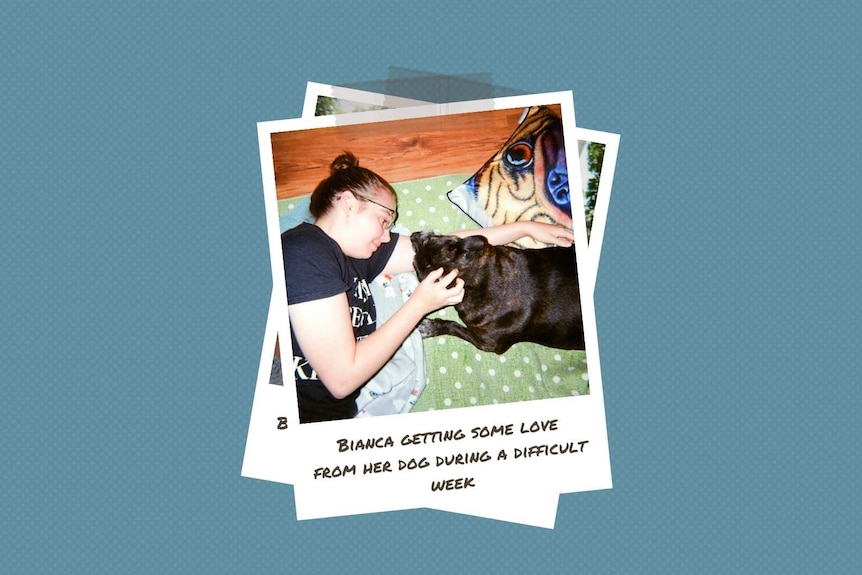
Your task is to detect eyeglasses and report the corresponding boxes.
[362,197,397,230]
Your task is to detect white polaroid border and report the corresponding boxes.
[298,82,618,526]
[241,290,295,485]
[574,128,620,294]
[247,89,612,527]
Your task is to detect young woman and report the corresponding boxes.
[282,152,574,423]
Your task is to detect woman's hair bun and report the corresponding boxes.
[330,151,359,173]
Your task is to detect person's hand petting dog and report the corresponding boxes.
[410,267,465,311]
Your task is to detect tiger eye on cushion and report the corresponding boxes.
[504,142,534,168]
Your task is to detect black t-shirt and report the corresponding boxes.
[281,222,400,423]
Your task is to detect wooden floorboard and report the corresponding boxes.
[268,107,536,199]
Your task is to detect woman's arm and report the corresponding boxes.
[380,235,416,277]
[452,221,574,247]
[288,267,463,399]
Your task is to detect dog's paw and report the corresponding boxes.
[418,318,441,338]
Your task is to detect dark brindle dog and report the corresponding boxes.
[410,231,584,354]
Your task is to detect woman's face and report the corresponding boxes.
[344,188,397,259]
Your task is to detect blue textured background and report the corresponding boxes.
[3,2,859,573]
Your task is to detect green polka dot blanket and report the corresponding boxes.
[277,175,589,414]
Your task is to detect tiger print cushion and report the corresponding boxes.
[447,105,573,249]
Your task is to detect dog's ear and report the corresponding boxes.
[410,231,433,250]
[453,235,488,266]
[462,235,489,252]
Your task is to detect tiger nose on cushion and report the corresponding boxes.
[410,231,584,354]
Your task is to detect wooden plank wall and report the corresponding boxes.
[268,107,538,200]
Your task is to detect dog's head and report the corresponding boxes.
[410,231,489,281]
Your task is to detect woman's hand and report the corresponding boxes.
[521,221,574,247]
[410,267,465,314]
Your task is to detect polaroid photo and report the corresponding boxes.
[244,83,572,527]
[300,81,431,119]
[243,88,614,526]
[305,83,615,526]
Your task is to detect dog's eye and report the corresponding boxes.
[504,142,534,169]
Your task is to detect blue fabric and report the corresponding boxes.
[4,2,861,573]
